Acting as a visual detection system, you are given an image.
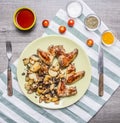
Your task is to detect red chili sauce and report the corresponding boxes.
[16,9,34,28]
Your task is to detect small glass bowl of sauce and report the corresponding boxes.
[84,14,101,31]
[13,7,36,31]
[101,30,115,47]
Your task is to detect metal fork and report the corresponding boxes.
[6,41,13,96]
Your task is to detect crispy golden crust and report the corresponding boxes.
[57,81,66,96]
[57,81,77,97]
[48,45,66,57]
[37,49,54,65]
[48,45,56,56]
[54,45,66,57]
[66,71,85,84]
[66,63,76,74]
[58,48,78,68]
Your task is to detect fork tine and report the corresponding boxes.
[6,41,12,59]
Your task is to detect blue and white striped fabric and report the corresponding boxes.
[0,0,120,123]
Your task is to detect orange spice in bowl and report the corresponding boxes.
[101,30,115,46]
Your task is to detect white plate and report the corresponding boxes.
[17,35,91,109]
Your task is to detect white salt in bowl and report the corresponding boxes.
[66,1,83,18]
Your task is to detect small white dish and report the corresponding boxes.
[84,14,101,31]
[66,1,83,18]
[101,30,116,47]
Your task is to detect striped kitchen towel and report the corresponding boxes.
[0,0,120,123]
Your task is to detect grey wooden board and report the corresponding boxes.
[0,0,120,123]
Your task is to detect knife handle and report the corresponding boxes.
[99,73,104,96]
[7,68,13,96]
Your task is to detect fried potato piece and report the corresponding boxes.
[23,58,29,65]
[30,62,41,72]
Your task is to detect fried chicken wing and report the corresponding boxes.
[57,80,77,97]
[37,49,55,65]
[48,45,56,56]
[66,63,76,74]
[58,48,78,68]
[54,45,66,57]
[48,45,66,57]
[66,71,85,84]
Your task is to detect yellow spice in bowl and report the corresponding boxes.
[102,31,115,46]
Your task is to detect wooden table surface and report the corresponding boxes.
[0,0,120,123]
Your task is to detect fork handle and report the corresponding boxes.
[7,68,13,96]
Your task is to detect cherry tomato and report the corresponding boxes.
[86,39,94,47]
[68,19,75,27]
[42,20,49,27]
[59,26,66,34]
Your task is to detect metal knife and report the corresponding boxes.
[98,44,104,96]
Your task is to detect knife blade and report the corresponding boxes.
[98,44,104,96]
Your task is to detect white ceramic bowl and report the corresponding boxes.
[66,1,83,18]
[84,14,101,31]
[101,30,116,47]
